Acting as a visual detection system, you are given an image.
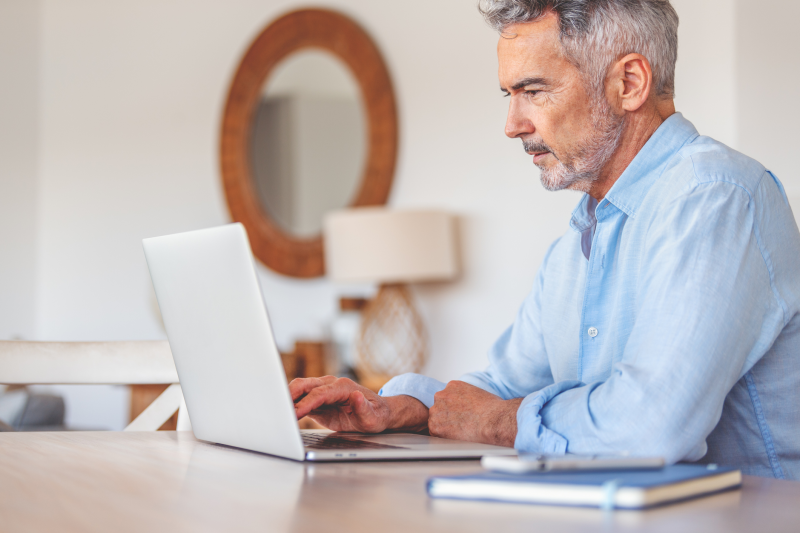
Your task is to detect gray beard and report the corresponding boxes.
[524,98,627,193]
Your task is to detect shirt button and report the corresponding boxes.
[588,327,598,338]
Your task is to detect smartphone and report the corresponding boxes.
[481,454,665,473]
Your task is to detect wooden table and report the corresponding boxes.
[1,432,798,533]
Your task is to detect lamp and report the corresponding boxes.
[324,208,458,389]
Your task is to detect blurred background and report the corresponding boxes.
[1,0,798,430]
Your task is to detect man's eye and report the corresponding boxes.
[525,90,540,97]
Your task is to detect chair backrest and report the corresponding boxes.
[0,341,188,431]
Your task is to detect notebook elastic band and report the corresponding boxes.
[601,479,621,510]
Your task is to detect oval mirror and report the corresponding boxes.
[251,49,366,238]
[221,9,398,278]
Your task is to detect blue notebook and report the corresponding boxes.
[427,464,742,510]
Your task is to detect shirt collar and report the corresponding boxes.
[604,112,698,218]
[569,194,597,233]
[569,112,699,232]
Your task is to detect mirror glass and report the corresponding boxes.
[249,49,367,238]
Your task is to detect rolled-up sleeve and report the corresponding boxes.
[514,380,582,453]
[379,373,445,408]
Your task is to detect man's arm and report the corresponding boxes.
[366,242,559,445]
[428,381,523,447]
[378,239,561,415]
[293,241,559,441]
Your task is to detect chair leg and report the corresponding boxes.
[176,393,192,432]
[124,383,182,431]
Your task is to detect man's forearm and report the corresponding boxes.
[385,395,429,434]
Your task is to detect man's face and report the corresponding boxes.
[499,13,625,192]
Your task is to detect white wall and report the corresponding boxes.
[735,0,800,195]
[6,0,791,428]
[671,0,737,148]
[0,0,40,341]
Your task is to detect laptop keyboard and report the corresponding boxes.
[302,432,407,450]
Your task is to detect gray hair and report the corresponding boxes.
[478,0,678,99]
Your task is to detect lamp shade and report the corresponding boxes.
[324,208,458,284]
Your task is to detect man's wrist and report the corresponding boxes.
[384,395,429,433]
[485,398,523,448]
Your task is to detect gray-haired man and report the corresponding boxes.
[291,0,800,479]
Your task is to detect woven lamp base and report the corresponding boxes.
[355,284,427,388]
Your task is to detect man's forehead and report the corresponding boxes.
[497,14,565,85]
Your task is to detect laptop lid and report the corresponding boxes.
[143,223,306,460]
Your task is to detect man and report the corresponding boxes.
[291,0,800,479]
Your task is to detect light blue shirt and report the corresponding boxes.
[381,114,800,480]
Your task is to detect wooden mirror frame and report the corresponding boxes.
[220,9,398,278]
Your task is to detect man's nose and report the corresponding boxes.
[504,98,535,139]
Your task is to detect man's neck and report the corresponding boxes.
[587,99,676,201]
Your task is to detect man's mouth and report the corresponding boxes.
[522,140,556,164]
[532,151,551,164]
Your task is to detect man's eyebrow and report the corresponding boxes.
[501,77,550,93]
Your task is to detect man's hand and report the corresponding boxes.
[429,380,523,447]
[289,376,428,434]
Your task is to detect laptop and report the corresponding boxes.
[142,223,517,461]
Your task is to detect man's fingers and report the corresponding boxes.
[289,376,337,401]
[294,382,353,419]
[288,376,337,401]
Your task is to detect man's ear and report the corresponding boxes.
[608,53,653,112]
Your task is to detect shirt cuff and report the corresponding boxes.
[514,380,583,454]
[379,373,446,409]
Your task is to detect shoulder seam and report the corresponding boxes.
[684,166,786,326]
[688,154,764,200]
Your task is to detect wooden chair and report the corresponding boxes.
[0,341,189,431]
